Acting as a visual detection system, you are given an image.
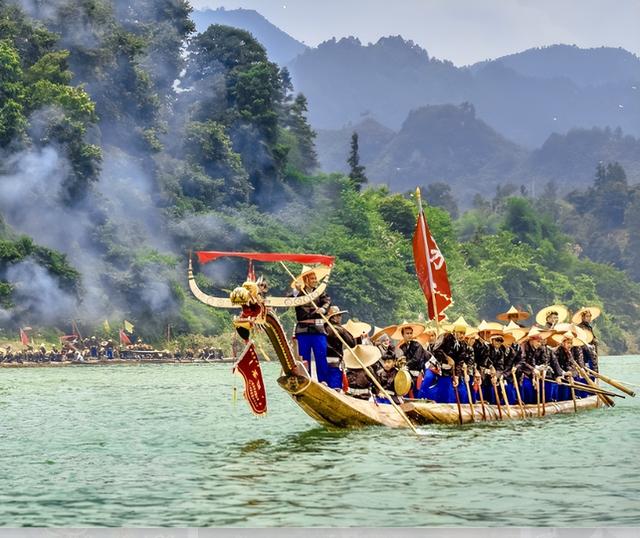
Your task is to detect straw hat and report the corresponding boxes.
[342,319,372,338]
[371,325,396,342]
[343,344,382,369]
[490,332,515,346]
[496,305,530,322]
[290,264,331,288]
[390,321,425,340]
[548,331,585,347]
[503,320,528,341]
[554,322,593,344]
[571,306,602,325]
[394,370,412,396]
[535,304,569,326]
[452,316,471,332]
[327,305,348,318]
[519,326,552,343]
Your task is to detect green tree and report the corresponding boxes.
[423,182,459,219]
[347,131,368,191]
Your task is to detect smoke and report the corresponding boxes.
[5,259,77,324]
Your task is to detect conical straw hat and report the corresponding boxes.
[548,331,585,347]
[497,305,530,322]
[371,325,396,342]
[342,319,372,338]
[343,344,382,370]
[290,264,331,288]
[504,320,528,341]
[390,321,425,340]
[571,306,601,325]
[535,305,569,326]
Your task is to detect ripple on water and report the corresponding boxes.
[0,358,639,526]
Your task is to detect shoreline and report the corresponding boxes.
[0,358,238,368]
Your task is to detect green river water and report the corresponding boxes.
[1,356,639,527]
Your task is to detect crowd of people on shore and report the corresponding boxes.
[0,336,227,365]
[290,265,602,407]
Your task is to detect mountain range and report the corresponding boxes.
[193,8,640,195]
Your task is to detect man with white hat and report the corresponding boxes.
[291,265,332,384]
[572,306,601,372]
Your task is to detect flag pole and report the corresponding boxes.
[415,187,440,330]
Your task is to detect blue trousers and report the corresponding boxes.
[326,366,343,389]
[296,333,329,384]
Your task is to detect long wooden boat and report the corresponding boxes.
[188,258,602,428]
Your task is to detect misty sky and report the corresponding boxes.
[190,0,640,65]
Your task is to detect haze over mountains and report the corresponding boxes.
[194,8,640,197]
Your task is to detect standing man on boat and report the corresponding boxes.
[292,265,332,384]
[325,305,358,390]
[572,306,601,372]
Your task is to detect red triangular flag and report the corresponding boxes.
[233,342,267,416]
[412,211,453,321]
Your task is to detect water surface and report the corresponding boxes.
[1,356,638,526]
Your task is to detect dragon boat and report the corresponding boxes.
[188,252,603,429]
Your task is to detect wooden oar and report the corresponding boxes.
[542,377,624,398]
[462,363,475,422]
[541,369,547,416]
[584,367,636,397]
[475,373,487,421]
[534,372,541,417]
[452,378,464,425]
[491,374,503,420]
[511,367,526,417]
[567,372,578,413]
[573,361,614,407]
[279,261,420,434]
[499,376,513,418]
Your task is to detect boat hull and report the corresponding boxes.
[277,375,601,428]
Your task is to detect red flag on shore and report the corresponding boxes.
[119,329,131,346]
[19,328,30,346]
[412,209,452,322]
[233,342,267,416]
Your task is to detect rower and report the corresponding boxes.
[392,322,429,397]
[344,345,382,400]
[324,306,359,391]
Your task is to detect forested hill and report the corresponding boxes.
[0,1,639,355]
[316,106,640,200]
[192,7,308,65]
[288,36,640,147]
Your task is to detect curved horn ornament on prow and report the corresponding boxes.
[188,256,238,309]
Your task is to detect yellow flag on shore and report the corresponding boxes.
[103,320,110,332]
[123,320,134,332]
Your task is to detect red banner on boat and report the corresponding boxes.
[412,211,452,321]
[233,342,267,416]
[196,251,334,267]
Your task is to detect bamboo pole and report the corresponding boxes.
[511,367,526,416]
[584,367,636,397]
[542,377,623,398]
[415,188,440,331]
[279,261,420,434]
[573,361,614,407]
[534,372,541,417]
